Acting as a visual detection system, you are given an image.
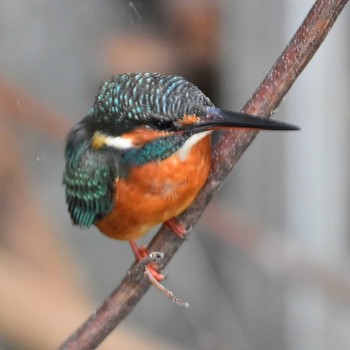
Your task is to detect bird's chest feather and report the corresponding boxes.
[96,134,211,240]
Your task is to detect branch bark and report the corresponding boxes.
[59,0,349,349]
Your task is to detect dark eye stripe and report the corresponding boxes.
[152,119,174,131]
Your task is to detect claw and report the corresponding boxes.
[129,240,165,282]
[164,218,187,239]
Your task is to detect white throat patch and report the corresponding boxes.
[177,131,211,161]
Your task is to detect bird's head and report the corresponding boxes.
[78,73,299,153]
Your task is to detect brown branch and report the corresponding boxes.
[58,1,349,349]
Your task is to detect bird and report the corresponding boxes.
[63,72,299,280]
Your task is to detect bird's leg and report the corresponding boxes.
[129,240,165,282]
[164,218,187,239]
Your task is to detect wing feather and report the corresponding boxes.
[63,145,117,227]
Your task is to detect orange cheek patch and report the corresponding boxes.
[122,127,170,147]
[179,114,201,126]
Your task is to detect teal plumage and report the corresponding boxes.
[122,133,189,166]
[92,72,213,135]
[63,119,118,227]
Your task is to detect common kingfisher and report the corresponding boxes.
[63,72,299,280]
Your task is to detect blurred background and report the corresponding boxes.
[0,1,349,349]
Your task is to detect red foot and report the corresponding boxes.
[129,240,165,282]
[164,218,187,239]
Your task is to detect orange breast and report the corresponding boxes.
[96,134,212,240]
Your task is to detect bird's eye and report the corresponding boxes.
[152,119,174,131]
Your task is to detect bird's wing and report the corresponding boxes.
[63,147,118,227]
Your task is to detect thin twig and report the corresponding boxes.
[128,251,189,308]
[144,269,190,309]
[58,1,349,349]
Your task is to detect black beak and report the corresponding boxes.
[178,107,300,133]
